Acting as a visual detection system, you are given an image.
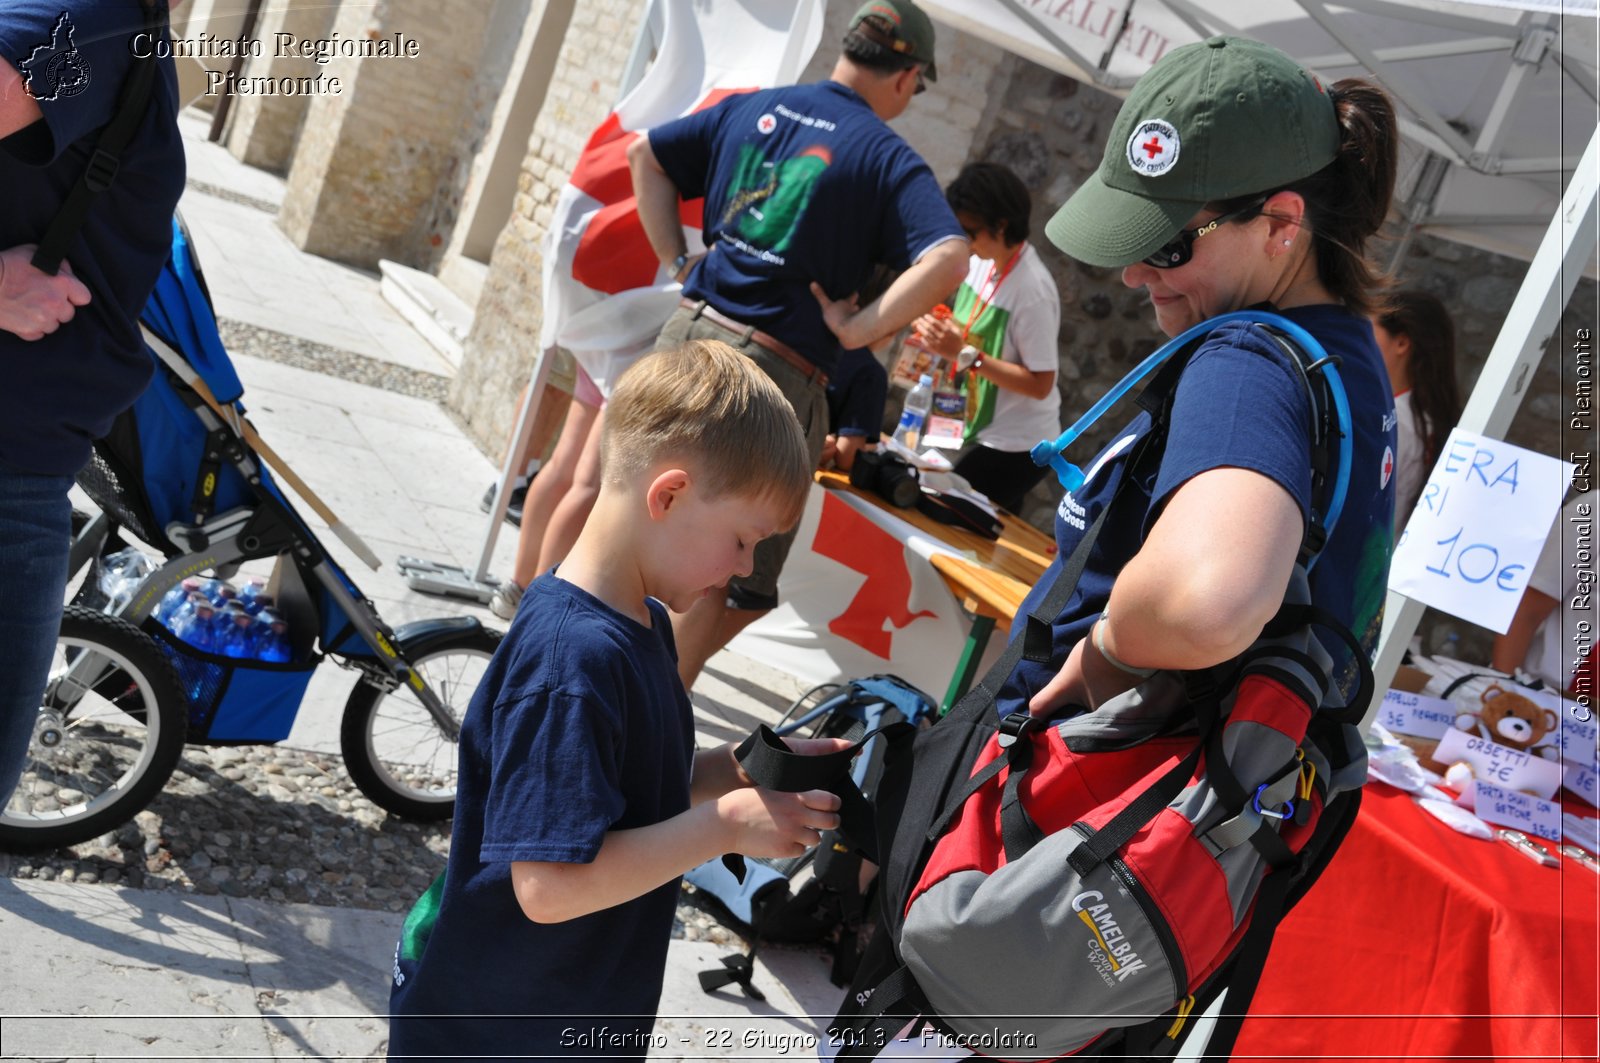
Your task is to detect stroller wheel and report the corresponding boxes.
[1,607,187,853]
[340,625,503,820]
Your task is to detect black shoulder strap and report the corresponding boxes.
[941,343,1194,728]
[31,0,167,276]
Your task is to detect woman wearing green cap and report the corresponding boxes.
[999,36,1402,720]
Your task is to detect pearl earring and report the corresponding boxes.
[1283,240,1291,246]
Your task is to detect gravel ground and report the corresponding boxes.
[2,740,743,947]
[217,319,451,404]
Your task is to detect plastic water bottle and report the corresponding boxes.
[892,374,935,451]
[238,577,269,615]
[218,604,257,659]
[164,592,199,637]
[174,600,217,653]
[255,608,290,663]
[155,578,202,626]
[98,547,159,612]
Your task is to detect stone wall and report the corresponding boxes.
[170,0,256,114]
[796,2,1007,180]
[224,0,337,174]
[276,0,496,270]
[447,0,649,453]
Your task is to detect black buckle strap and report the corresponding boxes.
[1065,693,1220,878]
[992,713,1046,861]
[83,148,122,192]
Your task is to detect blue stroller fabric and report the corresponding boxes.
[117,215,376,662]
[143,217,243,403]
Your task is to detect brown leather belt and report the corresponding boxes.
[679,298,828,389]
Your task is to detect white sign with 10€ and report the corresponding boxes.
[1389,430,1575,634]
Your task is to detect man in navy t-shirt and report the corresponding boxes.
[0,0,185,799]
[628,0,968,688]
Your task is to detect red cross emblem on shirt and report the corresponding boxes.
[1381,446,1394,486]
[1142,137,1165,159]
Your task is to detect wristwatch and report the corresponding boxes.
[669,252,690,281]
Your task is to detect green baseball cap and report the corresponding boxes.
[850,0,938,82]
[1046,36,1339,267]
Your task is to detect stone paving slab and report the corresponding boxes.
[0,878,852,1062]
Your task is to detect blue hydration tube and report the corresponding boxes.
[1030,310,1352,562]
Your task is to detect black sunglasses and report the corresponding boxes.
[1142,199,1268,269]
[913,67,927,94]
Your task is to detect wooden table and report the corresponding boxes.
[816,470,1054,708]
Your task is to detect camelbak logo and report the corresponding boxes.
[1070,890,1149,985]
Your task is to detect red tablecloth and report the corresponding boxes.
[1235,784,1599,1062]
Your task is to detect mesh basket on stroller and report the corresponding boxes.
[1,216,502,853]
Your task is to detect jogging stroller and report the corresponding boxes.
[0,216,501,853]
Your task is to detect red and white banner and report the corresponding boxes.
[730,483,1004,699]
[540,0,825,394]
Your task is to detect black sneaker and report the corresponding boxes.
[479,479,531,526]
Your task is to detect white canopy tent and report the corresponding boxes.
[924,0,1598,708]
[930,0,1596,270]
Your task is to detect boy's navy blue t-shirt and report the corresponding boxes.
[828,346,888,441]
[388,574,695,1062]
[0,0,186,476]
[999,305,1397,714]
[649,80,963,375]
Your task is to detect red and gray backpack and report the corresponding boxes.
[740,312,1374,1060]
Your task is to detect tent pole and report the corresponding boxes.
[1387,149,1453,276]
[1365,123,1600,726]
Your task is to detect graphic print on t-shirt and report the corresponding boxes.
[720,144,831,258]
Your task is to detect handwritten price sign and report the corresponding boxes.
[1389,430,1574,633]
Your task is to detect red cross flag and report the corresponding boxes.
[539,0,825,394]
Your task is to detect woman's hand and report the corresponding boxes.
[910,311,963,358]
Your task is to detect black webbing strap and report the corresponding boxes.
[943,343,1193,732]
[1199,803,1328,1059]
[923,353,1190,868]
[189,426,231,524]
[1065,683,1220,878]
[731,721,915,865]
[31,0,166,275]
[997,714,1046,860]
[1261,602,1375,725]
[833,965,927,1061]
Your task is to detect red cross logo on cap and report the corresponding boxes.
[1127,118,1180,177]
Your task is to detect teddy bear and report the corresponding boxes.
[1453,683,1561,760]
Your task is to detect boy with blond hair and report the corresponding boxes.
[388,341,842,1060]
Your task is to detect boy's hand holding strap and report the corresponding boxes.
[725,724,900,875]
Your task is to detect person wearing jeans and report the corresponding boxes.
[0,467,73,796]
[0,0,185,798]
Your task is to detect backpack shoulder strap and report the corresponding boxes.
[31,0,168,276]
